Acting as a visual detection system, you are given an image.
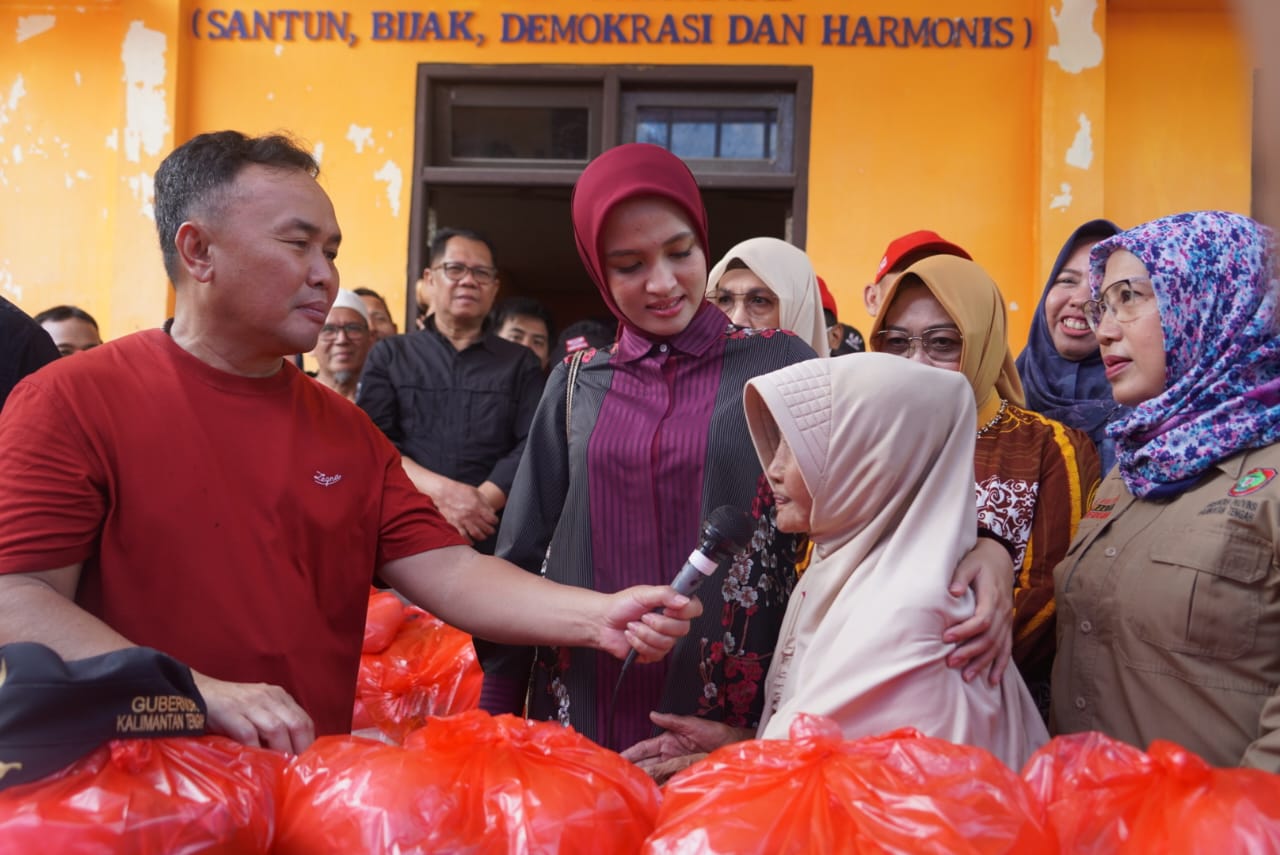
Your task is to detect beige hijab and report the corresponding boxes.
[870,255,1026,423]
[707,237,829,357]
[743,353,1046,768]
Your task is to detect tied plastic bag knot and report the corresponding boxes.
[787,711,845,744]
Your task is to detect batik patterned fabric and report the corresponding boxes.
[1090,211,1280,499]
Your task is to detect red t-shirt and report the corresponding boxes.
[0,330,465,734]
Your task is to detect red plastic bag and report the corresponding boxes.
[353,605,482,741]
[0,735,284,854]
[276,711,661,854]
[1023,731,1280,853]
[645,714,1053,855]
[362,589,406,654]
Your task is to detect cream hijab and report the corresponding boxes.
[707,237,830,357]
[870,254,1026,424]
[743,353,1047,768]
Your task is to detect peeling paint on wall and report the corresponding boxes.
[346,124,373,154]
[373,160,402,217]
[121,21,168,164]
[1048,0,1102,74]
[16,15,56,43]
[0,76,26,129]
[11,145,20,164]
[1066,113,1093,169]
[1050,182,1073,209]
[105,128,119,151]
[313,140,325,164]
[126,171,155,219]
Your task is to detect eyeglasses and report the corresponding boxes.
[873,327,964,361]
[318,322,369,340]
[433,262,498,285]
[1083,277,1157,332]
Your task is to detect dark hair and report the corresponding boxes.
[352,287,390,311]
[491,296,555,341]
[33,304,99,331]
[551,317,616,365]
[428,227,498,267]
[153,131,319,285]
[822,308,838,329]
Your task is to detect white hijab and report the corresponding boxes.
[707,237,829,357]
[743,353,1047,769]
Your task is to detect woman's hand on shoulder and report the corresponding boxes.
[943,536,1014,685]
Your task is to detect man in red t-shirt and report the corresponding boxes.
[0,130,700,754]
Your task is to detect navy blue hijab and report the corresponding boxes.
[1016,219,1127,472]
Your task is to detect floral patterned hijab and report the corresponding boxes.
[1090,211,1280,498]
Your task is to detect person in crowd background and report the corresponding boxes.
[871,255,1100,717]
[479,143,817,752]
[624,354,1049,780]
[863,229,971,317]
[1017,220,1128,472]
[357,228,545,552]
[32,305,102,356]
[492,295,555,371]
[550,317,615,365]
[706,236,829,356]
[818,276,865,356]
[0,130,698,756]
[1,297,58,410]
[311,288,372,401]
[353,287,397,342]
[1054,210,1280,772]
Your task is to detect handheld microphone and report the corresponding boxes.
[621,506,754,670]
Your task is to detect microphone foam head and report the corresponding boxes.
[705,506,754,555]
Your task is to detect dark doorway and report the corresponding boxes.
[426,184,793,338]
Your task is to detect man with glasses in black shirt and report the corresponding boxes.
[357,228,545,552]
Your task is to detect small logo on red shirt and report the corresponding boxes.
[314,471,343,487]
[1229,467,1276,497]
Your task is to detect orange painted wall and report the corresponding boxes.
[0,0,1254,353]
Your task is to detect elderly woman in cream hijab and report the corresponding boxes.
[706,237,829,357]
[623,354,1048,778]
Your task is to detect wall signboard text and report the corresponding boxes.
[189,9,1034,50]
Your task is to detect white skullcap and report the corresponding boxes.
[329,289,369,322]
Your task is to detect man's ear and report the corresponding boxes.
[175,221,214,284]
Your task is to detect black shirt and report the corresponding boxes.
[356,317,545,495]
[0,297,59,412]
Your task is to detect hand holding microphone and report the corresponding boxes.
[621,506,754,670]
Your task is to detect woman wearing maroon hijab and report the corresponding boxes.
[483,144,1011,752]
[479,144,811,750]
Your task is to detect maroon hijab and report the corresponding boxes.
[571,144,710,336]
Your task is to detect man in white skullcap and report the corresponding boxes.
[312,289,371,401]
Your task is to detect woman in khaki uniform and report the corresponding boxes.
[1053,210,1280,771]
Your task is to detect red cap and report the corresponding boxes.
[874,230,972,282]
[817,276,837,316]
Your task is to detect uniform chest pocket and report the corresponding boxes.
[1132,531,1271,659]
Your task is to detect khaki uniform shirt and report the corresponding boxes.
[1052,446,1280,771]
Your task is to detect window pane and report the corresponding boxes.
[631,105,779,161]
[720,122,766,159]
[451,106,588,160]
[670,122,717,159]
[636,119,668,147]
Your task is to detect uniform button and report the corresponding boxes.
[659,343,669,353]
[1074,696,1087,710]
[1080,619,1093,634]
[1104,547,1117,558]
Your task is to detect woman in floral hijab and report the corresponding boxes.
[1054,211,1280,771]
